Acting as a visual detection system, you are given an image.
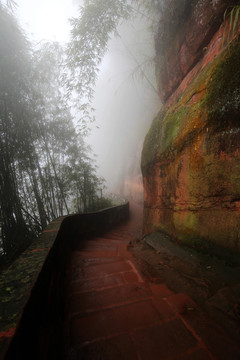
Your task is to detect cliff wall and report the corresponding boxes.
[142,0,240,255]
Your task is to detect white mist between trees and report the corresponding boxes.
[0,0,161,263]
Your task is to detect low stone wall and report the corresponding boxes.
[0,202,129,359]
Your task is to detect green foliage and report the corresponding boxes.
[68,0,132,95]
[206,38,240,124]
[66,0,162,126]
[67,0,133,126]
[80,196,114,213]
[0,7,105,265]
[222,5,240,47]
[0,7,36,260]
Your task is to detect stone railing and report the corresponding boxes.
[0,202,129,359]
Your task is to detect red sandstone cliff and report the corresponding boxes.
[142,0,240,256]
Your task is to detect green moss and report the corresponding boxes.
[142,40,240,174]
[152,222,173,234]
[173,212,198,234]
[178,233,213,252]
[141,110,165,172]
[142,105,191,172]
[143,27,240,257]
[177,232,240,264]
[205,38,240,124]
[142,92,202,172]
[161,106,189,151]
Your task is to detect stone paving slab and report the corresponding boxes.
[69,282,151,314]
[73,248,119,258]
[68,273,125,294]
[69,260,132,282]
[72,254,122,265]
[75,333,138,360]
[70,300,165,345]
[65,203,239,359]
[181,308,240,360]
[175,347,213,360]
[132,319,198,359]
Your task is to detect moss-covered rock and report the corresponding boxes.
[206,39,240,124]
[155,0,234,101]
[142,33,240,255]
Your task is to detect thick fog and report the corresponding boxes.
[89,17,160,200]
[17,0,160,202]
[16,0,78,43]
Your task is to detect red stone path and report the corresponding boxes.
[64,203,216,360]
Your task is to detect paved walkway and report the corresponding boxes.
[63,204,230,360]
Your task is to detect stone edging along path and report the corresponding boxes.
[0,217,64,358]
[0,202,129,359]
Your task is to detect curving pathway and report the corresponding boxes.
[64,203,234,360]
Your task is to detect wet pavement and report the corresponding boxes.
[64,203,240,360]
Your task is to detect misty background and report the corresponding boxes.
[89,18,160,197]
[17,0,160,199]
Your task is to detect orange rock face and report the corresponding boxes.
[142,0,240,255]
[157,0,229,103]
